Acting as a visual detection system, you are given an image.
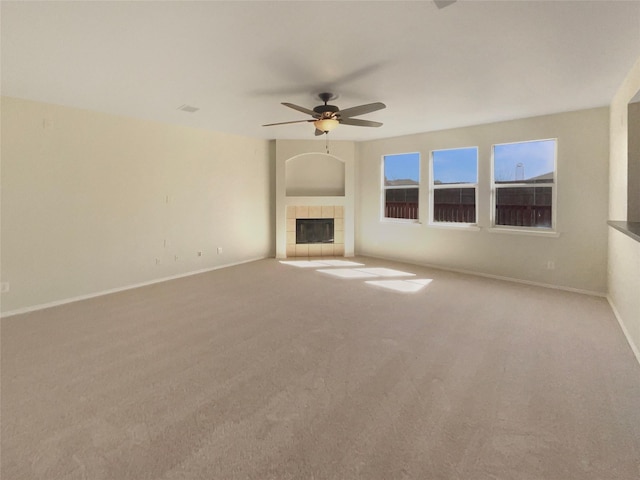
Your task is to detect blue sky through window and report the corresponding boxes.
[432,147,478,184]
[494,139,556,182]
[384,153,420,185]
[384,141,555,186]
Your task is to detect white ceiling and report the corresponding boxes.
[2,1,640,141]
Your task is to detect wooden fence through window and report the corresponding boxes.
[385,202,552,227]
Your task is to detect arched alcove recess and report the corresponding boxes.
[285,153,345,196]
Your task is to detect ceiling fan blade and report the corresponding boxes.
[315,129,325,136]
[282,102,319,117]
[338,102,386,118]
[262,119,314,127]
[434,0,456,9]
[339,118,383,128]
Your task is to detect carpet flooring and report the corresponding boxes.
[2,257,640,479]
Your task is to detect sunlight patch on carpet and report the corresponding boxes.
[318,260,365,267]
[317,267,415,279]
[280,260,431,294]
[365,279,433,293]
[317,268,378,278]
[356,268,415,277]
[280,260,331,268]
[280,260,364,268]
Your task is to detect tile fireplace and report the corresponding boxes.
[286,205,344,257]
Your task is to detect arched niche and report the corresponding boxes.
[285,153,345,196]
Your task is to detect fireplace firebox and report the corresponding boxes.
[296,218,334,244]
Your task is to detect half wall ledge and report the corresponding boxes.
[608,221,640,243]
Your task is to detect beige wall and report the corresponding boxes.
[608,55,640,360]
[356,108,610,294]
[0,97,274,314]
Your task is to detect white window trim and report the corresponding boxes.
[429,223,481,232]
[428,147,479,228]
[488,226,560,238]
[381,152,421,223]
[490,138,558,234]
[380,217,423,226]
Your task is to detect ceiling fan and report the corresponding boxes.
[262,92,386,136]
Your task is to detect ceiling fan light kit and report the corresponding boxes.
[263,92,386,136]
[314,118,339,132]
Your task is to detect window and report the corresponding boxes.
[430,147,478,224]
[383,153,419,220]
[492,139,557,229]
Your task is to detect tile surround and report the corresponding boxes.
[286,205,344,257]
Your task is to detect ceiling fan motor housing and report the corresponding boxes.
[313,104,339,117]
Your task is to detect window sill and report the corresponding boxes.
[381,218,421,226]
[428,223,480,232]
[488,226,560,238]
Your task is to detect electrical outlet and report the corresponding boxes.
[174,255,179,262]
[155,258,161,265]
[0,282,9,293]
[217,247,223,255]
[197,251,203,257]
[546,261,555,270]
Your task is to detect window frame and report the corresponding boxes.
[429,146,479,228]
[381,152,421,223]
[490,138,558,234]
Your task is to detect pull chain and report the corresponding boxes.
[325,132,329,154]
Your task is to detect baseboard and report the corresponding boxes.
[607,295,640,367]
[360,253,607,298]
[1,256,267,319]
